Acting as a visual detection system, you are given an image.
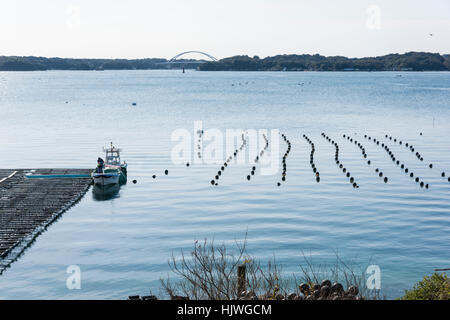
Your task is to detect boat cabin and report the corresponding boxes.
[104,143,122,166]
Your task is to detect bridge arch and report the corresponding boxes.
[168,51,218,63]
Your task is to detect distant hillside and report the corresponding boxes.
[1,52,449,71]
[0,56,202,71]
[198,52,450,72]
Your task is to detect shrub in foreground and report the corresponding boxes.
[401,273,450,300]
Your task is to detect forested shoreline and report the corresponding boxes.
[0,52,449,71]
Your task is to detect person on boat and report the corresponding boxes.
[96,157,104,173]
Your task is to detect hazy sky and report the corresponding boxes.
[1,0,449,59]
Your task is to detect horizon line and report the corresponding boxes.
[1,50,449,61]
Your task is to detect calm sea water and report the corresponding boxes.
[0,70,449,299]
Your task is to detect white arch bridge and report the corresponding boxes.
[167,51,218,64]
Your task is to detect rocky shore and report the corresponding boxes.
[128,280,361,301]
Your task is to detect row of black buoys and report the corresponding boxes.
[441,171,450,183]
[391,135,450,183]
[387,134,450,183]
[196,129,204,159]
[347,134,388,183]
[323,133,358,188]
[151,169,169,180]
[231,81,254,87]
[366,135,429,189]
[385,134,425,161]
[305,134,320,182]
[278,133,291,186]
[211,132,247,186]
[246,134,269,182]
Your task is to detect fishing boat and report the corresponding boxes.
[92,143,127,186]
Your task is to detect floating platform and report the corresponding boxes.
[0,169,92,273]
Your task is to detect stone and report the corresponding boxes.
[313,289,321,299]
[321,279,332,288]
[331,282,344,294]
[347,285,359,296]
[320,285,331,298]
[287,292,297,300]
[299,283,310,293]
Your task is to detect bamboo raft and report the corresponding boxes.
[0,169,92,272]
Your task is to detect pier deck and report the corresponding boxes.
[0,169,92,267]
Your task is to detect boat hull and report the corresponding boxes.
[91,173,120,186]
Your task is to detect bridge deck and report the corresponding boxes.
[0,169,92,270]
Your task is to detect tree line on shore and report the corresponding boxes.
[0,56,201,71]
[199,52,450,72]
[0,52,449,71]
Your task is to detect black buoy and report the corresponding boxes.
[316,177,320,183]
[186,163,190,167]
[165,169,168,175]
[277,182,281,186]
[442,172,446,177]
[247,175,251,181]
[420,181,424,187]
[415,177,419,182]
[384,177,388,183]
[152,175,156,179]
[215,175,219,180]
[132,180,137,184]
[210,180,215,185]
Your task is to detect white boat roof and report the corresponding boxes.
[103,147,122,152]
[103,142,122,153]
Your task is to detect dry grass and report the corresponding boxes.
[159,235,383,300]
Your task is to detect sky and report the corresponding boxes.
[0,0,449,60]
